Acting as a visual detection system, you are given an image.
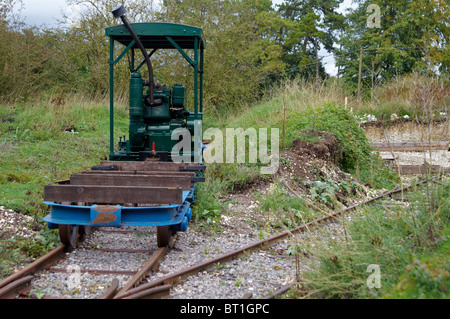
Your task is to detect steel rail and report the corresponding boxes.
[0,231,175,299]
[262,285,292,299]
[100,279,120,299]
[118,178,433,299]
[0,276,34,299]
[0,245,66,290]
[113,234,177,299]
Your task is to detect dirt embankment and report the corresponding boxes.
[279,130,347,182]
[363,120,449,143]
[363,120,449,169]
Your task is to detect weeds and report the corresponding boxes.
[255,183,322,229]
[303,178,363,208]
[356,74,449,122]
[191,162,270,225]
[0,227,59,278]
[293,180,450,299]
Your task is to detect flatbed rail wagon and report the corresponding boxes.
[43,5,206,248]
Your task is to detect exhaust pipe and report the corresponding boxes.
[112,5,155,105]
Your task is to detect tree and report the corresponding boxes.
[53,0,158,97]
[336,0,449,96]
[0,0,55,101]
[277,0,344,79]
[158,0,286,109]
[1,0,287,106]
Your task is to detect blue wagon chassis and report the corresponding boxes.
[44,187,195,232]
[42,161,205,246]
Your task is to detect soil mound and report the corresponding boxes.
[279,130,346,182]
[291,130,341,164]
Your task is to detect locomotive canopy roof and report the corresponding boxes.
[105,22,206,49]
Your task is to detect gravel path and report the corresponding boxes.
[165,216,348,299]
[27,205,337,299]
[149,228,298,299]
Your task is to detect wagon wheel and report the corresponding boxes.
[77,203,94,239]
[79,225,94,238]
[59,224,79,249]
[156,226,171,247]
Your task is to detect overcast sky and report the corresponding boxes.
[19,0,68,27]
[18,0,356,76]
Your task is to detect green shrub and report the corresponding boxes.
[287,102,397,189]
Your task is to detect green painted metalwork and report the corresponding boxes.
[166,36,196,67]
[105,22,206,49]
[109,37,114,154]
[133,49,157,72]
[194,36,198,117]
[200,48,204,113]
[113,39,136,65]
[106,22,205,162]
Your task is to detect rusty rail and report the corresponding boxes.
[0,231,174,299]
[118,178,433,299]
[1,178,438,299]
[100,279,120,299]
[0,245,66,291]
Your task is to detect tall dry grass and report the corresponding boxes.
[352,73,449,121]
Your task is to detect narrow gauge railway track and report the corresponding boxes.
[0,178,441,299]
[114,178,439,299]
[0,159,204,299]
[0,227,176,299]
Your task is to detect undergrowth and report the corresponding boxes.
[255,183,321,230]
[287,102,398,189]
[191,163,271,229]
[292,179,449,299]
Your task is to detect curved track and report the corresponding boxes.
[0,227,175,299]
[0,178,441,299]
[113,178,436,299]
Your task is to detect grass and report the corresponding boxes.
[0,227,60,278]
[205,78,398,190]
[292,179,450,299]
[352,73,449,122]
[0,100,129,214]
[386,224,450,298]
[254,182,322,230]
[0,99,129,278]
